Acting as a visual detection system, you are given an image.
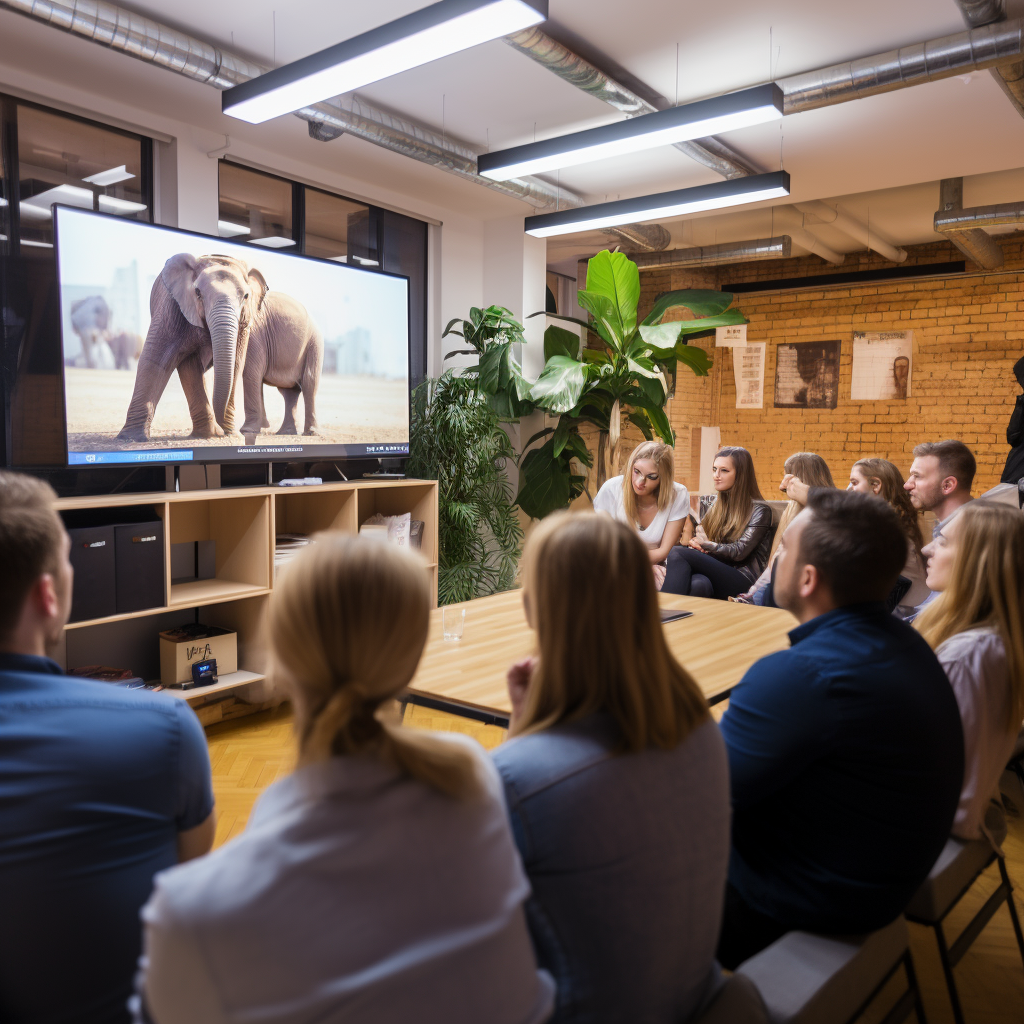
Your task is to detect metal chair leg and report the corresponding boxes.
[932,921,966,1024]
[902,950,929,1024]
[998,856,1024,973]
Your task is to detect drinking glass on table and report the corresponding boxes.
[442,606,466,642]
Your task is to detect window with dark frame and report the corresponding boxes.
[217,160,428,387]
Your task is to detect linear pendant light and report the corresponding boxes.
[480,84,783,181]
[523,171,791,238]
[223,0,548,124]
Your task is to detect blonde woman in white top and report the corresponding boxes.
[917,500,1024,841]
[593,441,690,589]
[138,535,554,1024]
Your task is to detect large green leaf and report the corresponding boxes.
[552,417,571,457]
[641,289,736,325]
[639,309,748,350]
[517,440,571,519]
[530,355,586,414]
[627,410,654,440]
[675,344,714,376]
[544,324,581,361]
[576,290,623,350]
[630,393,674,444]
[585,249,640,337]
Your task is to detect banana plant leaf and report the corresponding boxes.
[641,289,737,325]
[530,355,586,414]
[544,324,581,361]
[518,439,571,519]
[576,290,623,350]
[639,309,747,348]
[585,249,640,338]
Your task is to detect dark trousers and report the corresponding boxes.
[716,882,790,970]
[663,547,750,599]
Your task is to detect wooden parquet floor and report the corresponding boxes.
[205,704,1024,1022]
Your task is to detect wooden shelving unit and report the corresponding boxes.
[53,480,439,726]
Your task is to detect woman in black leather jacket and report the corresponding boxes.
[662,446,773,599]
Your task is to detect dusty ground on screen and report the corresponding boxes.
[65,368,408,450]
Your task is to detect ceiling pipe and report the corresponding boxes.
[951,0,1024,119]
[795,200,907,262]
[503,27,759,180]
[785,224,845,265]
[779,18,1024,114]
[632,236,792,270]
[0,0,584,212]
[934,177,1005,270]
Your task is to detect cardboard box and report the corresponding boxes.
[159,624,237,687]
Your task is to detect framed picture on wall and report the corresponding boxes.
[773,340,841,409]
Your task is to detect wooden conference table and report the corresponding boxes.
[405,590,797,726]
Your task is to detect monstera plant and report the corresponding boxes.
[512,249,748,519]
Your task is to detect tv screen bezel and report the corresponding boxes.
[53,204,412,469]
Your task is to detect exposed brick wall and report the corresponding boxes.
[642,238,1024,498]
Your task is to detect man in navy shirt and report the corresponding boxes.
[0,472,216,1024]
[717,489,963,968]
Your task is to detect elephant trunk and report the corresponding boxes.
[208,301,241,427]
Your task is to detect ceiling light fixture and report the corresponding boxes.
[83,164,136,186]
[98,196,148,215]
[249,235,297,248]
[223,0,548,124]
[524,171,791,238]
[480,85,784,181]
[218,219,251,237]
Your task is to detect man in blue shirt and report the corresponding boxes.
[717,489,963,968]
[0,472,216,1024]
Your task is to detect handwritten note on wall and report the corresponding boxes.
[851,331,913,400]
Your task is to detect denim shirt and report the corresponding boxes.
[492,714,729,1024]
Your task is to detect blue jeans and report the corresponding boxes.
[663,548,750,600]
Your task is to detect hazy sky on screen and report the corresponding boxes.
[54,207,410,378]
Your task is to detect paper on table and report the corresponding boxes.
[733,342,765,409]
[851,330,913,400]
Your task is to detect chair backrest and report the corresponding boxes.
[689,972,770,1024]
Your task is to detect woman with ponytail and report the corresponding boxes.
[139,535,554,1024]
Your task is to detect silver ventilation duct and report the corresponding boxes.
[934,177,1006,270]
[952,0,1024,119]
[631,236,792,270]
[0,0,583,212]
[778,19,1024,114]
[504,27,759,180]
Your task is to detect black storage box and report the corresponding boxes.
[62,506,165,622]
[67,525,116,622]
[115,520,165,614]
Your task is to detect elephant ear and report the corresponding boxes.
[248,268,269,313]
[161,253,203,327]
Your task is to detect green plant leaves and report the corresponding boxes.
[675,344,714,376]
[641,289,737,325]
[516,430,591,520]
[586,249,640,337]
[530,355,586,414]
[544,324,581,361]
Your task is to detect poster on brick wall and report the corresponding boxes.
[851,330,913,400]
[773,340,841,409]
[733,343,765,409]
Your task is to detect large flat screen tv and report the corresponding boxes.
[54,206,410,467]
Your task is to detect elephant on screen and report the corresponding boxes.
[108,330,144,371]
[239,292,323,446]
[118,254,268,441]
[71,295,112,369]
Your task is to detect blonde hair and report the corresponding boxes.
[852,458,924,553]
[702,446,765,544]
[514,511,709,750]
[770,452,835,560]
[621,441,676,525]
[916,500,1024,732]
[269,534,481,799]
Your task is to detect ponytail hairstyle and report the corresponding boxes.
[621,441,676,526]
[514,511,708,750]
[770,452,835,560]
[269,533,482,800]
[852,458,924,554]
[916,500,1024,733]
[701,446,765,544]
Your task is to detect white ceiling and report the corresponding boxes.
[3,0,1024,259]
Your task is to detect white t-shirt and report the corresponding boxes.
[593,476,690,550]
